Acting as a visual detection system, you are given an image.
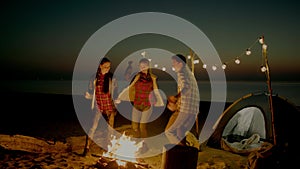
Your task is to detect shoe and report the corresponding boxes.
[185,131,200,150]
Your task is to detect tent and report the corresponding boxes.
[205,92,299,168]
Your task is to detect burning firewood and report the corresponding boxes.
[94,156,150,169]
[94,156,118,169]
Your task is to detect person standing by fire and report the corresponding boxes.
[165,54,200,146]
[83,57,118,156]
[117,58,164,139]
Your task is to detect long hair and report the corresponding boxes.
[96,57,112,93]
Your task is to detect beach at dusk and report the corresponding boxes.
[0,85,298,168]
[1,0,299,168]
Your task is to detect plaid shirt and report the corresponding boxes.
[95,73,115,113]
[133,73,154,111]
[176,66,200,115]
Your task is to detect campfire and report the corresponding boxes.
[94,132,150,169]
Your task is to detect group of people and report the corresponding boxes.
[82,54,200,155]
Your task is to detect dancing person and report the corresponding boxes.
[165,54,200,146]
[83,57,118,155]
[117,58,164,138]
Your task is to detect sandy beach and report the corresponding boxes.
[0,92,294,168]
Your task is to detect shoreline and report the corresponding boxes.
[2,79,300,105]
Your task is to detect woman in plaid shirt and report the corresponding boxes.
[118,58,164,138]
[83,57,118,155]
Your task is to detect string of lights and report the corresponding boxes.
[197,36,267,72]
[140,35,267,73]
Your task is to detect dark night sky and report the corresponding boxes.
[1,0,299,81]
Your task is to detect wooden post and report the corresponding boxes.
[262,38,276,145]
[190,49,195,74]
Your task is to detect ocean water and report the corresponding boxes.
[2,80,300,106]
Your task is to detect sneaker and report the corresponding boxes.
[185,131,200,150]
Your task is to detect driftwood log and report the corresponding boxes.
[0,134,91,153]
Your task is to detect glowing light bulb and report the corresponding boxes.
[141,51,146,57]
[193,59,199,64]
[187,55,191,59]
[202,64,207,69]
[235,58,240,64]
[259,36,264,44]
[212,65,217,71]
[262,44,267,50]
[172,67,175,71]
[148,58,152,62]
[222,63,227,69]
[154,64,158,68]
[246,49,251,55]
[261,66,267,72]
[162,67,166,71]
